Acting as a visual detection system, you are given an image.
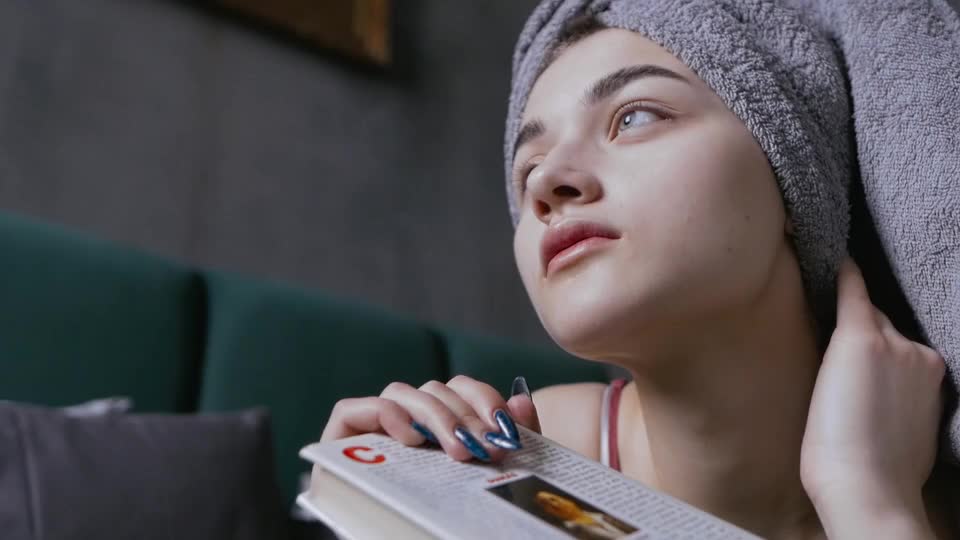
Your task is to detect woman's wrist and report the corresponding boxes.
[811,481,935,540]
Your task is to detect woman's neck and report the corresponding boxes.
[617,250,825,538]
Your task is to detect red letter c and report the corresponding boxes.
[342,446,386,464]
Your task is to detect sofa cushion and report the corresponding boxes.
[0,212,204,412]
[0,402,285,540]
[198,273,447,505]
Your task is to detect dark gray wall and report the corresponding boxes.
[0,0,562,348]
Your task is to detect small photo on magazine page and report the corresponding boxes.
[486,475,638,540]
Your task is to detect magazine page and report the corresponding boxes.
[299,426,761,539]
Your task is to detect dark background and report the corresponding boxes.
[0,0,567,348]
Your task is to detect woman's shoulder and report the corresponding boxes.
[532,382,608,460]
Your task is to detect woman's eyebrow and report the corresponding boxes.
[583,63,691,106]
[513,64,689,159]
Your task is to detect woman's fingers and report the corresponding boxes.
[506,376,541,434]
[320,376,529,464]
[378,381,471,459]
[506,395,540,434]
[445,375,523,445]
[419,377,510,460]
[835,257,908,349]
[446,375,527,452]
[836,257,876,331]
[321,396,417,444]
[379,380,502,462]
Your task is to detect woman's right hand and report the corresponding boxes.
[320,375,540,463]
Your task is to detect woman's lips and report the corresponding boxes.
[545,236,616,276]
[540,220,621,276]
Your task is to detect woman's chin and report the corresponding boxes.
[539,299,657,360]
[530,266,682,357]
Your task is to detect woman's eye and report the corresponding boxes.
[616,109,661,133]
[513,161,538,197]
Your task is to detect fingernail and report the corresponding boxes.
[485,431,522,450]
[410,421,439,445]
[453,426,491,462]
[494,409,520,442]
[511,376,531,399]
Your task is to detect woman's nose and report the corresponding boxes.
[527,159,602,222]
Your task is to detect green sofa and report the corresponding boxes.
[0,211,608,531]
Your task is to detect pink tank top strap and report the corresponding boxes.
[599,378,628,472]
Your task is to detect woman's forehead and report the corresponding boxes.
[521,28,702,122]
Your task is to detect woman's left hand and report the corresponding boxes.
[800,257,946,538]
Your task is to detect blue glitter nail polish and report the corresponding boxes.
[453,426,491,462]
[411,421,439,445]
[494,409,520,442]
[484,431,522,450]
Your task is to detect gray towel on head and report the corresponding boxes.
[503,0,960,461]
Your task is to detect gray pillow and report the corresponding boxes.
[59,396,133,417]
[0,402,285,540]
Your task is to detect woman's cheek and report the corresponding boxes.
[513,225,541,290]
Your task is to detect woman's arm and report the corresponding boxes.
[812,483,936,540]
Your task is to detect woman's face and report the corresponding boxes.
[512,29,791,359]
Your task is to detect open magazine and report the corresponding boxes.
[297,426,761,539]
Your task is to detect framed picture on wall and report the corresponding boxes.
[214,0,391,65]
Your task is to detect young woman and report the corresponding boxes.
[321,9,957,540]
